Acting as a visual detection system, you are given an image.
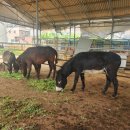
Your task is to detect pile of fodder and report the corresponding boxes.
[28,79,56,91]
[0,72,23,80]
[0,72,56,92]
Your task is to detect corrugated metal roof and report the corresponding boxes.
[0,0,130,29]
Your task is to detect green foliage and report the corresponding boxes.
[16,99,44,119]
[0,97,46,130]
[0,48,23,55]
[41,32,80,39]
[0,72,23,80]
[12,49,23,55]
[28,79,56,91]
[0,72,56,91]
[0,97,44,119]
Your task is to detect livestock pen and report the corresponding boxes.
[0,41,129,129]
[0,0,130,129]
[0,61,130,130]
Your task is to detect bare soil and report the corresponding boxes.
[0,65,130,130]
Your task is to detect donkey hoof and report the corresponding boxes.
[27,77,30,80]
[81,87,85,92]
[70,88,75,93]
[82,89,84,92]
[112,94,118,98]
[102,90,106,95]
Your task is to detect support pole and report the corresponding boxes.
[74,25,76,48]
[69,25,71,46]
[40,23,42,45]
[109,0,114,49]
[128,40,130,48]
[33,24,35,45]
[36,0,39,46]
[111,19,114,48]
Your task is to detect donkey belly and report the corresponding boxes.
[81,61,106,74]
[83,69,105,74]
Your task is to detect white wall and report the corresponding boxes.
[75,37,92,54]
[0,22,7,42]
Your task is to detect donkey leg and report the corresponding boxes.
[71,72,80,92]
[105,68,118,97]
[8,64,12,74]
[47,61,52,78]
[112,77,118,97]
[34,64,41,79]
[26,63,32,79]
[102,75,111,95]
[37,64,41,79]
[23,67,27,77]
[80,73,85,91]
[22,63,27,77]
[52,63,56,79]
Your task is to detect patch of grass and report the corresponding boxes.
[0,48,23,55]
[1,124,41,130]
[27,79,56,91]
[16,99,45,119]
[12,49,23,55]
[0,72,56,91]
[0,72,23,80]
[0,48,5,55]
[0,97,47,129]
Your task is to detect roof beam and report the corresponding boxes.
[4,0,51,28]
[37,6,130,22]
[49,0,70,23]
[1,1,30,23]
[80,24,130,28]
[5,0,45,6]
[20,0,55,26]
[0,15,34,28]
[0,2,12,8]
[41,22,130,29]
[20,0,46,6]
[24,0,55,25]
[51,0,71,24]
[29,6,130,17]
[4,0,35,22]
[20,0,120,8]
[80,0,90,23]
[40,15,130,26]
[28,0,122,11]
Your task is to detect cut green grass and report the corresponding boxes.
[0,97,47,130]
[0,72,23,80]
[0,72,56,91]
[27,79,56,91]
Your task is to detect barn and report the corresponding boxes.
[0,0,130,129]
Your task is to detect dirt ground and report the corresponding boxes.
[0,65,130,130]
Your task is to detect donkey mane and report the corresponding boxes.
[60,57,74,77]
